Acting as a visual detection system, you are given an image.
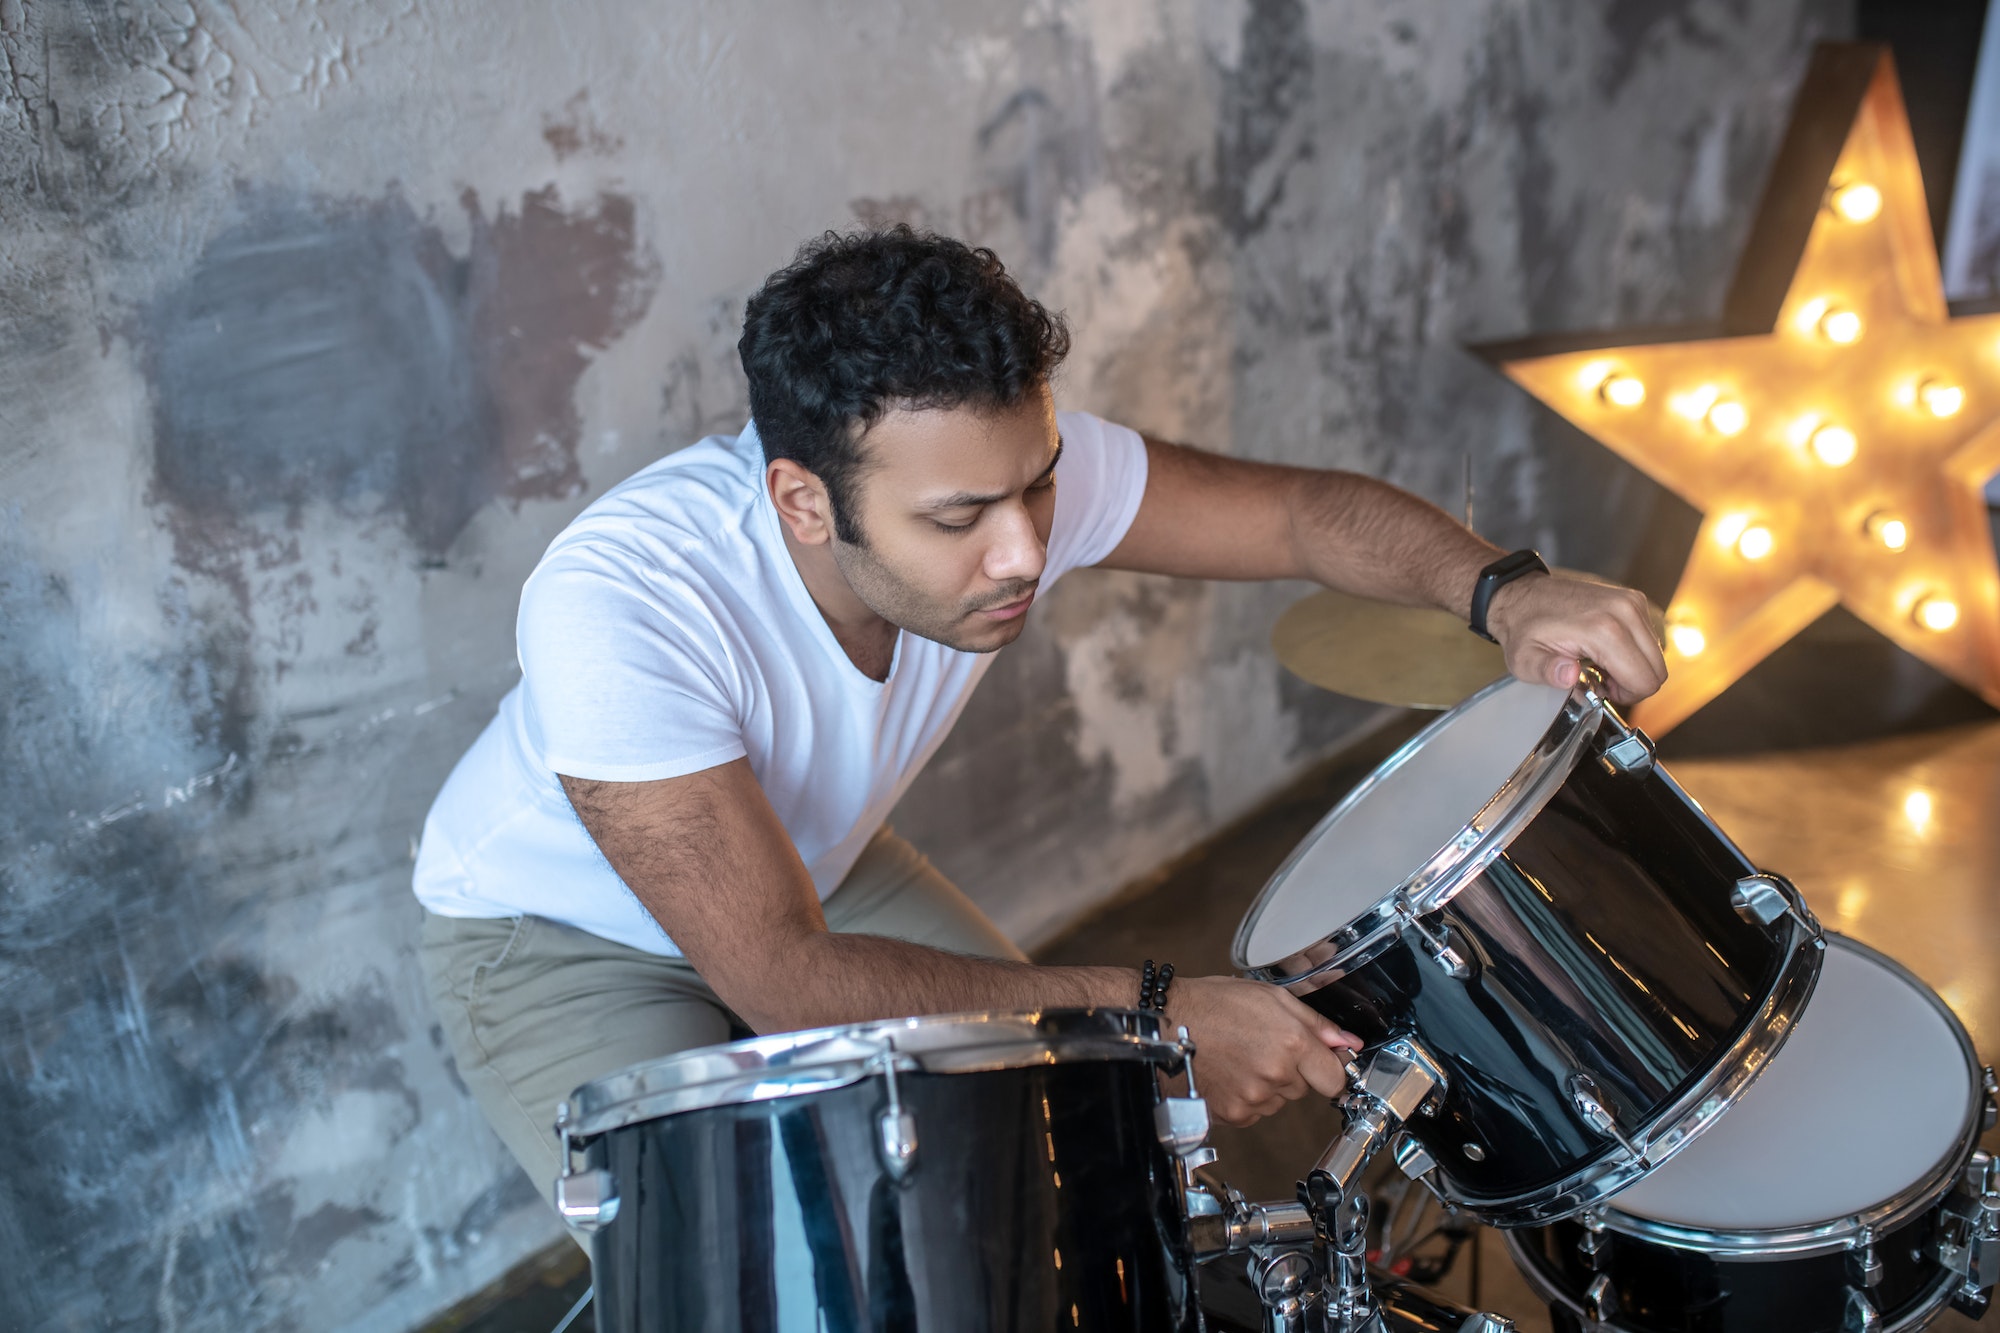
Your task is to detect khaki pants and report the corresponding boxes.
[418,825,1025,1213]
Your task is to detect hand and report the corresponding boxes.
[1485,574,1667,705]
[1166,976,1363,1126]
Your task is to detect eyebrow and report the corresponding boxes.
[919,437,1065,512]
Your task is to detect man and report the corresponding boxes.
[413,227,1667,1206]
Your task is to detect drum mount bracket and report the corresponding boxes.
[1311,1037,1449,1200]
[1934,1149,1999,1320]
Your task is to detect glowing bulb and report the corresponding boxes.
[1918,379,1964,418]
[1737,525,1774,561]
[1915,595,1959,631]
[1705,400,1748,436]
[1819,307,1863,343]
[1598,374,1646,408]
[1864,511,1908,552]
[1713,513,1751,548]
[1808,423,1857,466]
[1829,182,1882,222]
[1903,790,1933,832]
[1669,624,1707,657]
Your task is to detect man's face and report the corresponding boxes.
[832,385,1060,653]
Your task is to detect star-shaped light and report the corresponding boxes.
[1483,44,2000,736]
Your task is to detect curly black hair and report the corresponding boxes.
[738,226,1071,544]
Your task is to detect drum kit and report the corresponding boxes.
[546,592,1999,1333]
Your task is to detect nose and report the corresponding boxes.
[983,500,1047,586]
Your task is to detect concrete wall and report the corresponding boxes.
[0,2,1847,1328]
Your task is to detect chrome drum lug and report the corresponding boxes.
[1582,1272,1619,1327]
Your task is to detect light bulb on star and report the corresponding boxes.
[1829,181,1883,222]
[1918,378,1964,418]
[1598,374,1646,408]
[1864,511,1909,552]
[1707,400,1749,436]
[1808,423,1857,467]
[1915,595,1959,632]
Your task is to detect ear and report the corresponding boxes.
[768,459,835,546]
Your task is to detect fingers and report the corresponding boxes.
[1500,581,1668,702]
[1173,977,1367,1123]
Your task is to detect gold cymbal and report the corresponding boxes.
[1274,589,1505,709]
[1272,574,1665,710]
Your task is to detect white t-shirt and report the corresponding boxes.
[412,412,1150,955]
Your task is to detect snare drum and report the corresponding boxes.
[1233,674,1825,1225]
[556,1010,1201,1332]
[1506,934,1999,1333]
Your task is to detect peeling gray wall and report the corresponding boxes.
[0,2,1848,1329]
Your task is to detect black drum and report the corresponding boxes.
[556,1009,1201,1332]
[1232,673,1825,1226]
[1506,934,1999,1333]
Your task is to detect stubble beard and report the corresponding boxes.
[830,535,1036,654]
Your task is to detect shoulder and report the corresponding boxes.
[519,427,766,640]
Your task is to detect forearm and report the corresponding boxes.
[723,930,1139,1034]
[1286,470,1503,616]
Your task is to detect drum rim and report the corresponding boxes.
[1588,933,1985,1258]
[565,1007,1181,1138]
[1502,1225,1965,1332]
[1428,911,1826,1227]
[1230,674,1599,981]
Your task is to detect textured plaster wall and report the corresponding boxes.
[0,2,1848,1329]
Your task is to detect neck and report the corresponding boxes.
[781,525,899,681]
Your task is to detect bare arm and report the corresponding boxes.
[559,758,1358,1123]
[560,759,1125,1030]
[1100,436,1498,610]
[1102,437,1667,702]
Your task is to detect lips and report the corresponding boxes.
[976,591,1036,621]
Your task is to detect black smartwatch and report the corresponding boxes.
[1468,549,1549,642]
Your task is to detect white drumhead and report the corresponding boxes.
[1609,940,1972,1231]
[1239,677,1568,969]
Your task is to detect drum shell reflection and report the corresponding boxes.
[584,1057,1198,1333]
[1260,708,1820,1223]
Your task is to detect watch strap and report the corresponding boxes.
[1469,549,1549,643]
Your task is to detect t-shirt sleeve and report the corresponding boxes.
[515,551,748,783]
[1043,411,1151,582]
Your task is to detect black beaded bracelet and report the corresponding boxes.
[1138,959,1176,1015]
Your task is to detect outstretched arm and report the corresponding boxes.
[559,757,1360,1124]
[1100,437,1667,702]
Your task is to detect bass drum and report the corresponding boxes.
[1507,933,1999,1333]
[561,1009,1200,1333]
[1233,673,1825,1226]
